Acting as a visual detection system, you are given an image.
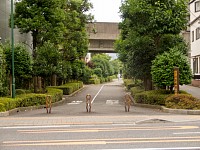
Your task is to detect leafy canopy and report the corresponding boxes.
[151,48,192,88]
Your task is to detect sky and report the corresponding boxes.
[89,0,122,22]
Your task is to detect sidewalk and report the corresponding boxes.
[180,85,200,99]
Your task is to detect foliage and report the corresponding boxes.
[48,81,83,95]
[34,41,61,77]
[71,60,85,80]
[62,0,93,60]
[0,87,63,112]
[116,0,189,90]
[81,66,93,84]
[93,68,102,77]
[91,54,114,78]
[0,44,8,96]
[130,87,144,96]
[134,90,169,105]
[14,0,66,51]
[151,48,192,89]
[4,42,32,89]
[166,94,200,110]
[110,59,123,75]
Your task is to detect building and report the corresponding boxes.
[189,0,200,86]
[0,0,32,50]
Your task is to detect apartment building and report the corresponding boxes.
[190,0,200,86]
[0,0,32,49]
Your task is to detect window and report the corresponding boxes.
[192,31,194,42]
[195,1,200,12]
[193,57,199,74]
[196,27,200,40]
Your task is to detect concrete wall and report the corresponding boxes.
[0,0,32,51]
[87,22,119,53]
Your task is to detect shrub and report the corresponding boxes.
[134,90,170,105]
[130,87,144,97]
[165,94,200,110]
[0,103,6,112]
[16,89,26,95]
[89,78,100,84]
[48,81,83,95]
[0,87,63,112]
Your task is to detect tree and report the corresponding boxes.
[4,42,32,90]
[110,59,123,75]
[151,48,192,91]
[34,41,61,89]
[14,0,66,53]
[0,44,8,96]
[62,0,93,61]
[91,54,114,78]
[116,0,188,90]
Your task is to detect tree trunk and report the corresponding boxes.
[143,77,153,91]
[33,76,38,93]
[38,76,42,90]
[51,74,57,86]
[32,31,38,93]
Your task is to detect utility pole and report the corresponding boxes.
[11,0,15,98]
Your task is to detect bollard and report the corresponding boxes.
[86,94,92,112]
[46,95,52,114]
[124,94,131,112]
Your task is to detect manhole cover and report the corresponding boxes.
[136,119,171,124]
[106,100,119,105]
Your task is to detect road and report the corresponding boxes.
[0,79,200,150]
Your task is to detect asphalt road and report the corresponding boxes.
[0,79,200,150]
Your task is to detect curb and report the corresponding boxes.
[0,86,85,117]
[129,93,200,115]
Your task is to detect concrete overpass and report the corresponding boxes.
[87,22,120,53]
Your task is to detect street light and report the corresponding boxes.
[11,0,15,98]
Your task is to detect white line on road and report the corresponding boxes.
[101,147,200,150]
[173,132,200,135]
[0,125,71,129]
[91,85,104,104]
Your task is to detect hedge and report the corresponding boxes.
[165,94,200,110]
[0,87,63,112]
[134,90,169,105]
[130,87,144,97]
[48,81,83,95]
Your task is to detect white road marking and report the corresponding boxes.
[91,85,104,103]
[173,132,200,135]
[0,125,71,129]
[106,100,119,104]
[101,148,200,150]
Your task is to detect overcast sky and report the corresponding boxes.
[89,0,122,22]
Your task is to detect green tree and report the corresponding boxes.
[62,0,93,61]
[34,41,61,89]
[0,44,8,96]
[151,48,192,91]
[116,0,188,90]
[91,54,114,78]
[14,0,66,53]
[4,42,32,90]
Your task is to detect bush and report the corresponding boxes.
[124,79,143,90]
[0,103,6,112]
[88,78,100,84]
[165,94,200,110]
[48,81,83,95]
[134,90,170,105]
[130,87,144,96]
[16,89,26,95]
[0,87,63,112]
